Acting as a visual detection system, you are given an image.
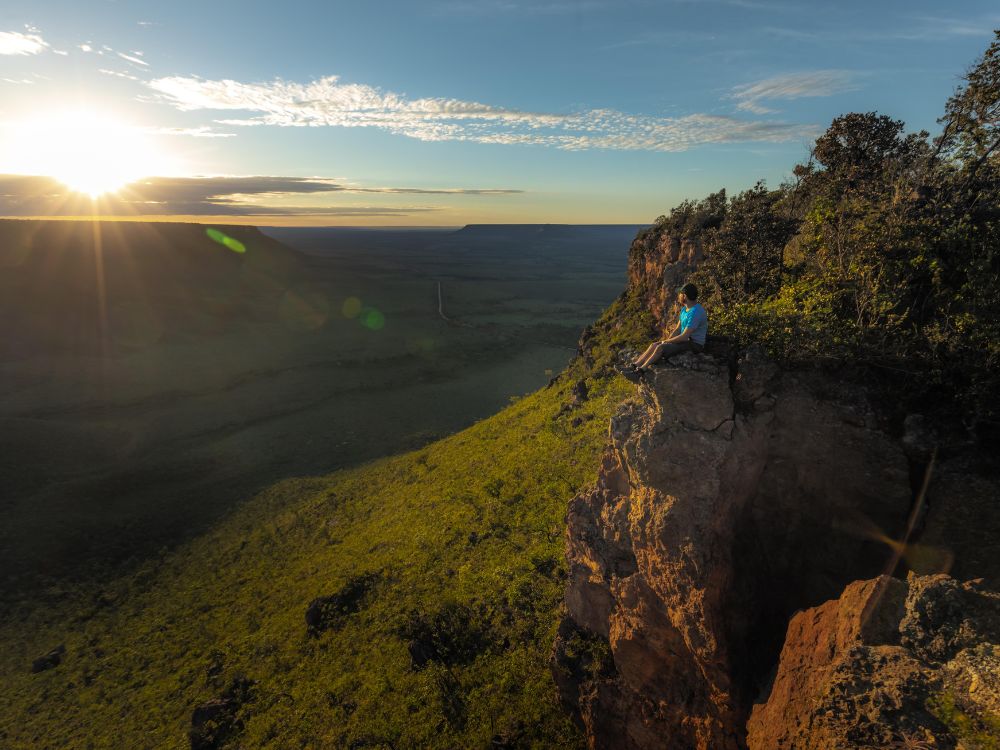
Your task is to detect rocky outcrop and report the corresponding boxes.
[555,219,1000,749]
[626,230,703,326]
[747,573,1000,749]
[30,644,66,673]
[189,675,257,750]
[552,348,918,749]
[919,460,1000,591]
[305,572,381,636]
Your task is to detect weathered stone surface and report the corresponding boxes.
[553,348,916,750]
[918,461,1000,590]
[557,220,999,749]
[732,344,779,409]
[627,229,703,327]
[747,573,1000,750]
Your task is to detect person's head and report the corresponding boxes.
[675,282,698,306]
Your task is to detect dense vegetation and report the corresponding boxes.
[642,31,1000,429]
[0,305,651,748]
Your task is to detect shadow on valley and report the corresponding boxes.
[0,220,640,604]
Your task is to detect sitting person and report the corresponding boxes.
[623,282,708,380]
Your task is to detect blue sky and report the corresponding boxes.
[0,0,997,224]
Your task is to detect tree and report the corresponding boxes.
[698,182,798,303]
[935,28,1000,172]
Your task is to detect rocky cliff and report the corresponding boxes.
[625,228,703,327]
[552,227,1000,749]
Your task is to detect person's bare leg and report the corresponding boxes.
[640,341,693,369]
[632,342,659,367]
[637,343,667,369]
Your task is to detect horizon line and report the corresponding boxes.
[0,216,652,228]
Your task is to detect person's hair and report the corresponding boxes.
[677,282,698,301]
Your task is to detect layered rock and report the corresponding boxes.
[556,219,1000,749]
[626,230,703,326]
[552,348,916,749]
[747,573,1000,749]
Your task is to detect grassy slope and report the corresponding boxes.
[0,294,649,749]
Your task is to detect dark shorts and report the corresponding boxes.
[658,340,704,358]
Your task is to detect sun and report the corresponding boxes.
[1,110,175,198]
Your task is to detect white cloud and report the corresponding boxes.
[0,30,49,55]
[143,125,237,138]
[118,51,148,67]
[99,68,140,81]
[433,0,610,15]
[731,70,859,114]
[148,74,820,152]
[761,15,1000,44]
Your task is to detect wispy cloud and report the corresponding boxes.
[142,125,236,138]
[432,0,610,15]
[903,15,998,38]
[99,68,140,81]
[601,29,720,51]
[348,187,521,195]
[0,174,520,217]
[730,70,859,114]
[761,14,999,44]
[0,29,49,56]
[147,74,820,152]
[117,51,149,67]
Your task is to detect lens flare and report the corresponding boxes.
[279,289,329,330]
[341,297,362,318]
[361,308,385,330]
[206,228,246,253]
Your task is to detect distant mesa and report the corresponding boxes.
[453,223,647,238]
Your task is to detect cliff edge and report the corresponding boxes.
[553,347,998,750]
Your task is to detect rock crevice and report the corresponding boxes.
[552,347,918,749]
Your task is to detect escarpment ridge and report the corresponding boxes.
[553,347,1000,749]
[552,223,1000,749]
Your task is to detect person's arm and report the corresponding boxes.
[662,320,681,342]
[663,306,704,345]
[663,325,692,344]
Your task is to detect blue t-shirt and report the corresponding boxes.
[678,303,708,345]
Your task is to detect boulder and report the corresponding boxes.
[747,573,1000,749]
[30,644,66,673]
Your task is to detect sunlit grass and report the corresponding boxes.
[0,291,650,748]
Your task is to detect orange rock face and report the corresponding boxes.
[552,348,917,749]
[747,574,1000,749]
